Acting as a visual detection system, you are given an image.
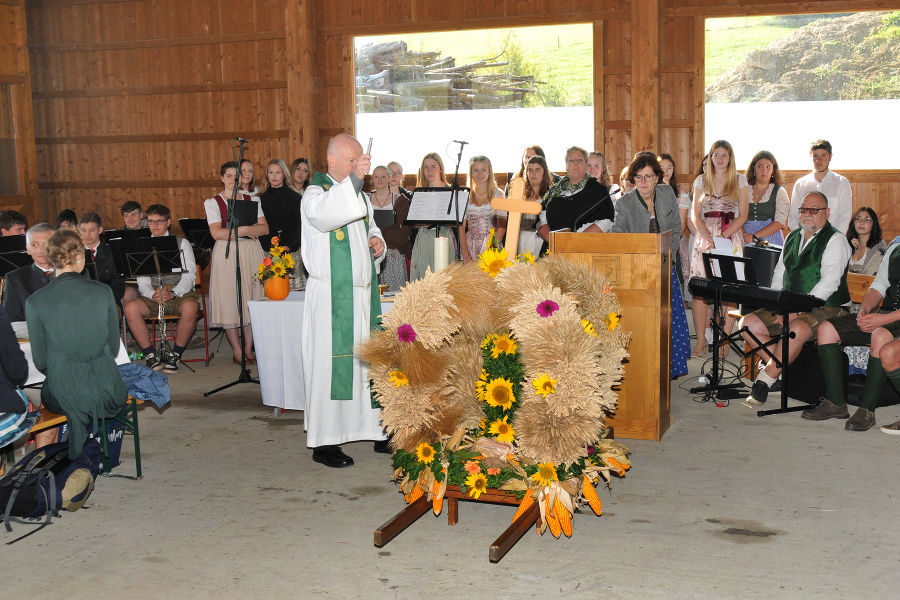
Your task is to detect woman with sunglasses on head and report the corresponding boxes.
[846,207,886,276]
[290,158,312,194]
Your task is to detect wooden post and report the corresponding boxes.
[286,0,320,165]
[491,178,541,254]
[630,0,661,153]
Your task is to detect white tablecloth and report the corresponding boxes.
[248,290,394,411]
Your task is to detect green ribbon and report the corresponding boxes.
[317,171,381,401]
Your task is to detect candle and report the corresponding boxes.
[434,236,450,271]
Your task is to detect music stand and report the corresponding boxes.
[403,187,469,227]
[0,235,31,277]
[179,218,214,272]
[688,253,755,400]
[110,236,194,373]
[103,228,150,244]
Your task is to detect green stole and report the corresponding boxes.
[311,172,382,401]
[781,222,850,307]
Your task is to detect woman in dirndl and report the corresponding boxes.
[204,161,268,363]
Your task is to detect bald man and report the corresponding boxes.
[300,133,387,468]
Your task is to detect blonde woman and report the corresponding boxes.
[460,155,506,262]
[689,140,749,358]
[409,152,454,281]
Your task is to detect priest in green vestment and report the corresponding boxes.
[300,133,386,468]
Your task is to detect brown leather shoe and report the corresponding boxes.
[845,407,876,431]
[801,398,850,421]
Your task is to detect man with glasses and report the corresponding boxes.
[122,204,199,373]
[741,191,851,406]
[804,237,900,429]
[788,139,852,233]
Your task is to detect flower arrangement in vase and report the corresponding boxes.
[256,235,295,300]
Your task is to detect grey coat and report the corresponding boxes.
[611,185,681,254]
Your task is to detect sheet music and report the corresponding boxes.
[406,189,470,224]
[710,237,744,280]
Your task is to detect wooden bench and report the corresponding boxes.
[2,397,144,479]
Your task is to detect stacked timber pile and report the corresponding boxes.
[355,41,537,112]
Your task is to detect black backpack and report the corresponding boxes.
[0,439,101,543]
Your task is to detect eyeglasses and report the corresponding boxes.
[633,174,657,183]
[854,216,873,223]
[798,207,826,215]
[147,219,168,224]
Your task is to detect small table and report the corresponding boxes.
[248,291,394,413]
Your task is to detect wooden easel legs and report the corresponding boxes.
[374,494,542,563]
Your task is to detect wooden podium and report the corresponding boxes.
[550,231,671,441]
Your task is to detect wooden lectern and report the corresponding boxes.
[550,231,672,441]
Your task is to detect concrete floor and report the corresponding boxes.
[5,344,900,599]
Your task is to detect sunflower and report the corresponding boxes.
[518,250,536,265]
[532,373,557,398]
[605,311,620,331]
[283,254,295,269]
[465,472,488,500]
[480,334,495,350]
[272,263,286,277]
[388,370,409,388]
[488,416,515,444]
[415,442,436,465]
[530,462,558,487]
[478,247,512,278]
[490,333,518,358]
[581,318,597,336]
[485,377,515,410]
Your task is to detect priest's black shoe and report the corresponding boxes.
[374,439,392,454]
[312,445,354,468]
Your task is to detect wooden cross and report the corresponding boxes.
[491,177,542,254]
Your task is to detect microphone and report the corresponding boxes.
[453,140,468,146]
[235,137,249,143]
[570,187,613,231]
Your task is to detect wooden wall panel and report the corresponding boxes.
[21,0,900,239]
[0,0,39,222]
[27,0,291,228]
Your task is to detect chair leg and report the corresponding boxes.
[129,398,142,479]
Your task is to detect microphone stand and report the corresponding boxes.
[205,138,259,396]
[446,141,467,259]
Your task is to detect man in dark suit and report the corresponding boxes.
[2,222,55,322]
[78,211,126,304]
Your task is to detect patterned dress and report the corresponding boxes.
[744,183,788,246]
[689,175,747,280]
[465,193,505,258]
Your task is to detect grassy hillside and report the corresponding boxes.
[705,17,798,83]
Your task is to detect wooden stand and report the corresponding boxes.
[374,485,541,563]
[550,231,672,440]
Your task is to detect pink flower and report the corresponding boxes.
[536,300,559,318]
[397,324,416,343]
[487,467,501,476]
[464,460,481,474]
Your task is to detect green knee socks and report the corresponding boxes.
[887,366,900,396]
[860,356,887,412]
[818,343,847,406]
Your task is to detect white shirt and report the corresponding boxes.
[871,242,900,298]
[771,226,851,304]
[789,170,852,233]
[136,232,197,299]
